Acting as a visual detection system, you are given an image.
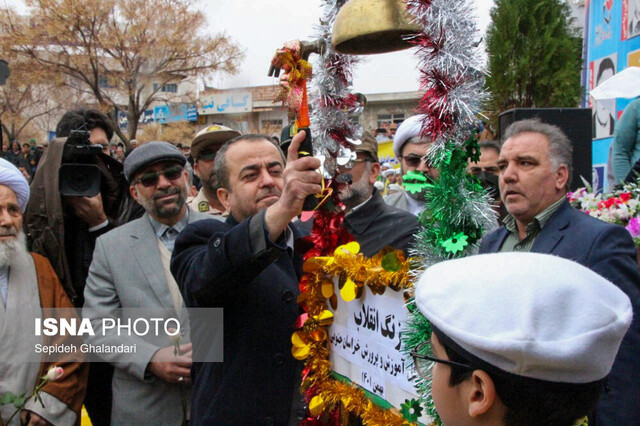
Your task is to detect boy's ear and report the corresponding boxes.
[467,370,498,418]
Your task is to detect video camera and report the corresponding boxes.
[59,128,104,197]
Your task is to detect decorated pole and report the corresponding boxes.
[269,0,496,423]
[401,0,497,423]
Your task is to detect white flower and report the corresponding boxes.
[169,333,181,344]
[614,205,631,221]
[46,366,64,381]
[578,193,600,210]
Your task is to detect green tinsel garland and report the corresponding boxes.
[418,136,487,259]
[403,299,439,424]
[401,134,498,425]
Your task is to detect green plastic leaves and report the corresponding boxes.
[400,398,423,423]
[402,171,429,194]
[381,251,402,272]
[441,232,469,254]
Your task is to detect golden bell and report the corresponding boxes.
[332,0,421,55]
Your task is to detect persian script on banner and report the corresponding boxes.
[328,283,423,413]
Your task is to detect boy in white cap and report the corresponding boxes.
[411,252,632,425]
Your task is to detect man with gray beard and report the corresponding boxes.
[83,142,208,425]
[0,158,88,426]
[340,131,419,256]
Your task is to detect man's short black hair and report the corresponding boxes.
[214,134,285,191]
[55,107,114,141]
[22,143,30,148]
[441,335,602,426]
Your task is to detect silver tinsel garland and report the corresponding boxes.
[406,0,497,264]
[309,0,361,178]
[403,0,499,423]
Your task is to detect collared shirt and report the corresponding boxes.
[282,226,294,256]
[149,209,190,253]
[0,265,8,306]
[500,196,566,252]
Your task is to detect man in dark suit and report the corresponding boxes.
[479,118,640,425]
[339,131,419,256]
[171,131,321,424]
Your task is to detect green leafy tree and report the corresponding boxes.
[485,0,582,121]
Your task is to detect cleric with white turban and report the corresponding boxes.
[0,155,88,426]
[392,114,427,159]
[0,157,30,213]
[384,114,437,215]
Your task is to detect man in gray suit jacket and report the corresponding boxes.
[83,142,207,425]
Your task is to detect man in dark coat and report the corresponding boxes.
[4,141,21,166]
[23,108,127,426]
[339,131,419,256]
[479,119,640,425]
[171,132,321,424]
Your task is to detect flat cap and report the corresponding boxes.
[393,115,427,159]
[124,141,186,182]
[415,252,632,384]
[191,124,240,160]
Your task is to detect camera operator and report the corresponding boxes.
[23,107,128,426]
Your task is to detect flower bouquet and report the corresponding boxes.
[568,178,640,247]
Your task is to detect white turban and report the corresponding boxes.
[0,158,30,213]
[381,168,396,178]
[392,114,427,159]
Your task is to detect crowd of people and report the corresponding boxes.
[0,117,143,186]
[0,104,638,426]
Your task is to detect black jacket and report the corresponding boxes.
[24,137,127,305]
[171,210,306,424]
[344,188,420,257]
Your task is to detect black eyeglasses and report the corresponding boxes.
[400,154,433,168]
[134,165,184,187]
[410,341,473,380]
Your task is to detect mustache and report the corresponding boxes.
[0,226,18,236]
[153,186,181,200]
[257,187,281,201]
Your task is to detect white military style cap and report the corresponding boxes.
[415,252,632,384]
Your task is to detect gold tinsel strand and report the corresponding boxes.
[296,245,417,424]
